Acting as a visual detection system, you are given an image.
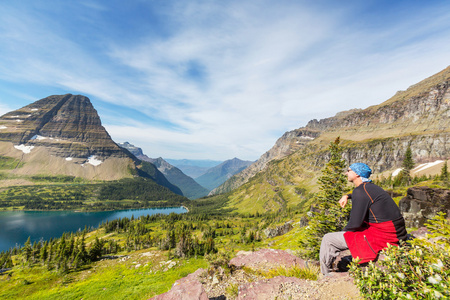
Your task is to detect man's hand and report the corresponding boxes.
[339,195,348,208]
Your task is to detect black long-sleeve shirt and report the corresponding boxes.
[344,182,404,232]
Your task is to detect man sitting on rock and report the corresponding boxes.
[319,163,407,275]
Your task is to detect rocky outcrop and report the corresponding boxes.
[399,186,450,227]
[263,221,294,238]
[149,268,208,300]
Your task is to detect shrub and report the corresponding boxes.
[350,212,449,299]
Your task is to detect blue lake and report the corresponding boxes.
[0,207,187,252]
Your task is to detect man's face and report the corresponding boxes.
[345,168,359,182]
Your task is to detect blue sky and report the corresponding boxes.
[0,1,449,160]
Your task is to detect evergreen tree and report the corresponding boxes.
[440,160,448,181]
[40,241,48,265]
[0,251,13,268]
[88,237,104,261]
[72,252,81,270]
[299,137,350,259]
[401,145,414,184]
[78,233,89,264]
[23,237,32,263]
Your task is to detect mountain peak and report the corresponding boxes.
[0,94,125,159]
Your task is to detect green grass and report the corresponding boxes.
[0,253,208,300]
[0,155,23,170]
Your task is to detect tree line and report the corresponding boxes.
[0,229,120,274]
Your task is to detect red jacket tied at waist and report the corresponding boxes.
[344,219,403,263]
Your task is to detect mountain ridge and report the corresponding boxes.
[214,65,450,212]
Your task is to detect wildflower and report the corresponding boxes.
[434,290,443,299]
[428,274,442,284]
[396,273,405,280]
[415,266,422,276]
[431,260,444,271]
[406,294,413,299]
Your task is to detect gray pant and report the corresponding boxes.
[319,231,348,275]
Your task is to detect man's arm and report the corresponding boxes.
[339,194,351,208]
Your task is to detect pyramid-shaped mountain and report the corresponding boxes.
[0,94,125,159]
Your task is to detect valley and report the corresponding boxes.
[0,66,449,299]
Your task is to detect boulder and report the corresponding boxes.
[410,227,430,238]
[332,250,352,272]
[399,186,450,227]
[149,268,208,300]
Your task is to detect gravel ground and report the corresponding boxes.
[200,268,361,300]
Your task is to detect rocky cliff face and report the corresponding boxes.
[399,186,450,227]
[0,94,126,159]
[213,66,450,197]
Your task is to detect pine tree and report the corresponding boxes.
[23,236,32,263]
[299,137,350,259]
[40,241,48,265]
[440,160,448,181]
[401,145,414,185]
[88,237,104,261]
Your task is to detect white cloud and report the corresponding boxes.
[0,1,450,160]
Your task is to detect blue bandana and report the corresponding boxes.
[349,163,372,182]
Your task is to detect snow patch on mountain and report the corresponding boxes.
[14,144,35,154]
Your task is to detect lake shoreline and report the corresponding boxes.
[0,205,189,213]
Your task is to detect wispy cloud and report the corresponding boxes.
[0,1,449,160]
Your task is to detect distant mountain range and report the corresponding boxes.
[118,142,254,197]
[165,159,223,178]
[195,158,254,191]
[118,142,209,199]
